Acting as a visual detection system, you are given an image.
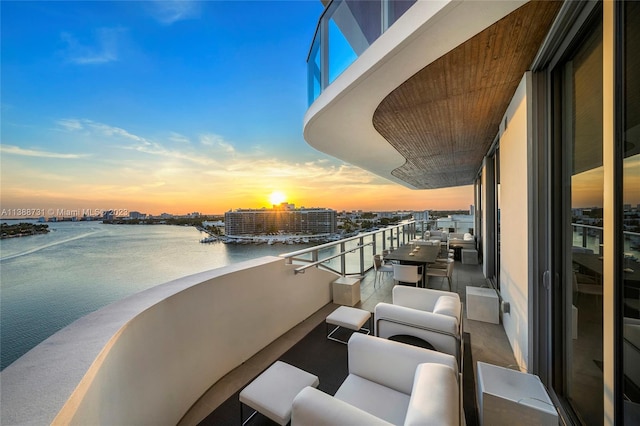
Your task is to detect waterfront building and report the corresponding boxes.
[224,204,336,236]
[303,0,639,423]
[412,210,429,223]
[128,211,146,220]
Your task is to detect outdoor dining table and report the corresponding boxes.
[383,244,440,287]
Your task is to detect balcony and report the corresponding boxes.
[0,222,516,425]
[307,0,416,105]
[304,1,561,190]
[183,256,516,425]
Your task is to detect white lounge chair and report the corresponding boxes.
[291,333,461,425]
[374,286,463,363]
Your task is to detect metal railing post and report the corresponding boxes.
[320,11,329,91]
[340,241,346,275]
[381,0,389,32]
[359,236,365,275]
[372,234,377,257]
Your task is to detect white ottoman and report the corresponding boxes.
[462,249,478,264]
[332,276,361,306]
[239,361,319,425]
[326,306,371,344]
[477,361,558,426]
[467,287,499,324]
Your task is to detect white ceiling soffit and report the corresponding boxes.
[303,0,527,189]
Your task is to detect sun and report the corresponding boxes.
[269,191,287,206]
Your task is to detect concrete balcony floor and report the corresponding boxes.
[179,260,516,426]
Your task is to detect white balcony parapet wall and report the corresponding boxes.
[303,0,526,189]
[0,256,334,425]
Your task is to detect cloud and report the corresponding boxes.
[56,118,222,166]
[149,0,201,25]
[200,156,375,188]
[169,132,191,144]
[61,27,125,65]
[47,117,383,200]
[0,144,89,159]
[58,118,151,145]
[86,121,151,145]
[200,133,235,153]
[56,119,83,131]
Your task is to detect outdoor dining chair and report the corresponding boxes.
[392,264,423,287]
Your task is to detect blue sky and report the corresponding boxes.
[1,1,473,215]
[3,1,319,156]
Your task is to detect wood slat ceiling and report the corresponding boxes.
[372,1,562,189]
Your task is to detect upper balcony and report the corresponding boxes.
[307,0,417,105]
[304,0,561,190]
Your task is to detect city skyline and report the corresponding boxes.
[0,1,475,215]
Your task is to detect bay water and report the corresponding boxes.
[0,220,318,370]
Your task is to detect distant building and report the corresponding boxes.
[202,220,224,228]
[413,210,430,223]
[129,211,146,219]
[377,211,396,219]
[225,204,336,236]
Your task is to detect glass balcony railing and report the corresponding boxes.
[572,223,640,259]
[307,0,416,105]
[282,221,417,276]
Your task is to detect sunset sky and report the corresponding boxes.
[1,1,474,216]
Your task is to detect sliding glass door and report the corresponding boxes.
[550,6,604,423]
[621,1,640,421]
[533,2,635,423]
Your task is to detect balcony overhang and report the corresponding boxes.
[303,0,561,189]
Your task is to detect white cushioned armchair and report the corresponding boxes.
[374,286,463,363]
[291,333,460,425]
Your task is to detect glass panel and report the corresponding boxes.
[388,0,416,26]
[343,0,381,47]
[328,18,358,84]
[308,35,321,104]
[622,1,640,420]
[564,17,604,423]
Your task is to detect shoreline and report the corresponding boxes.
[203,233,342,245]
[1,222,50,239]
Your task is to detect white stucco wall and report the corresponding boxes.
[481,159,489,278]
[0,256,334,425]
[498,73,532,370]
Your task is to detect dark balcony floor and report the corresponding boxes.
[179,261,517,426]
